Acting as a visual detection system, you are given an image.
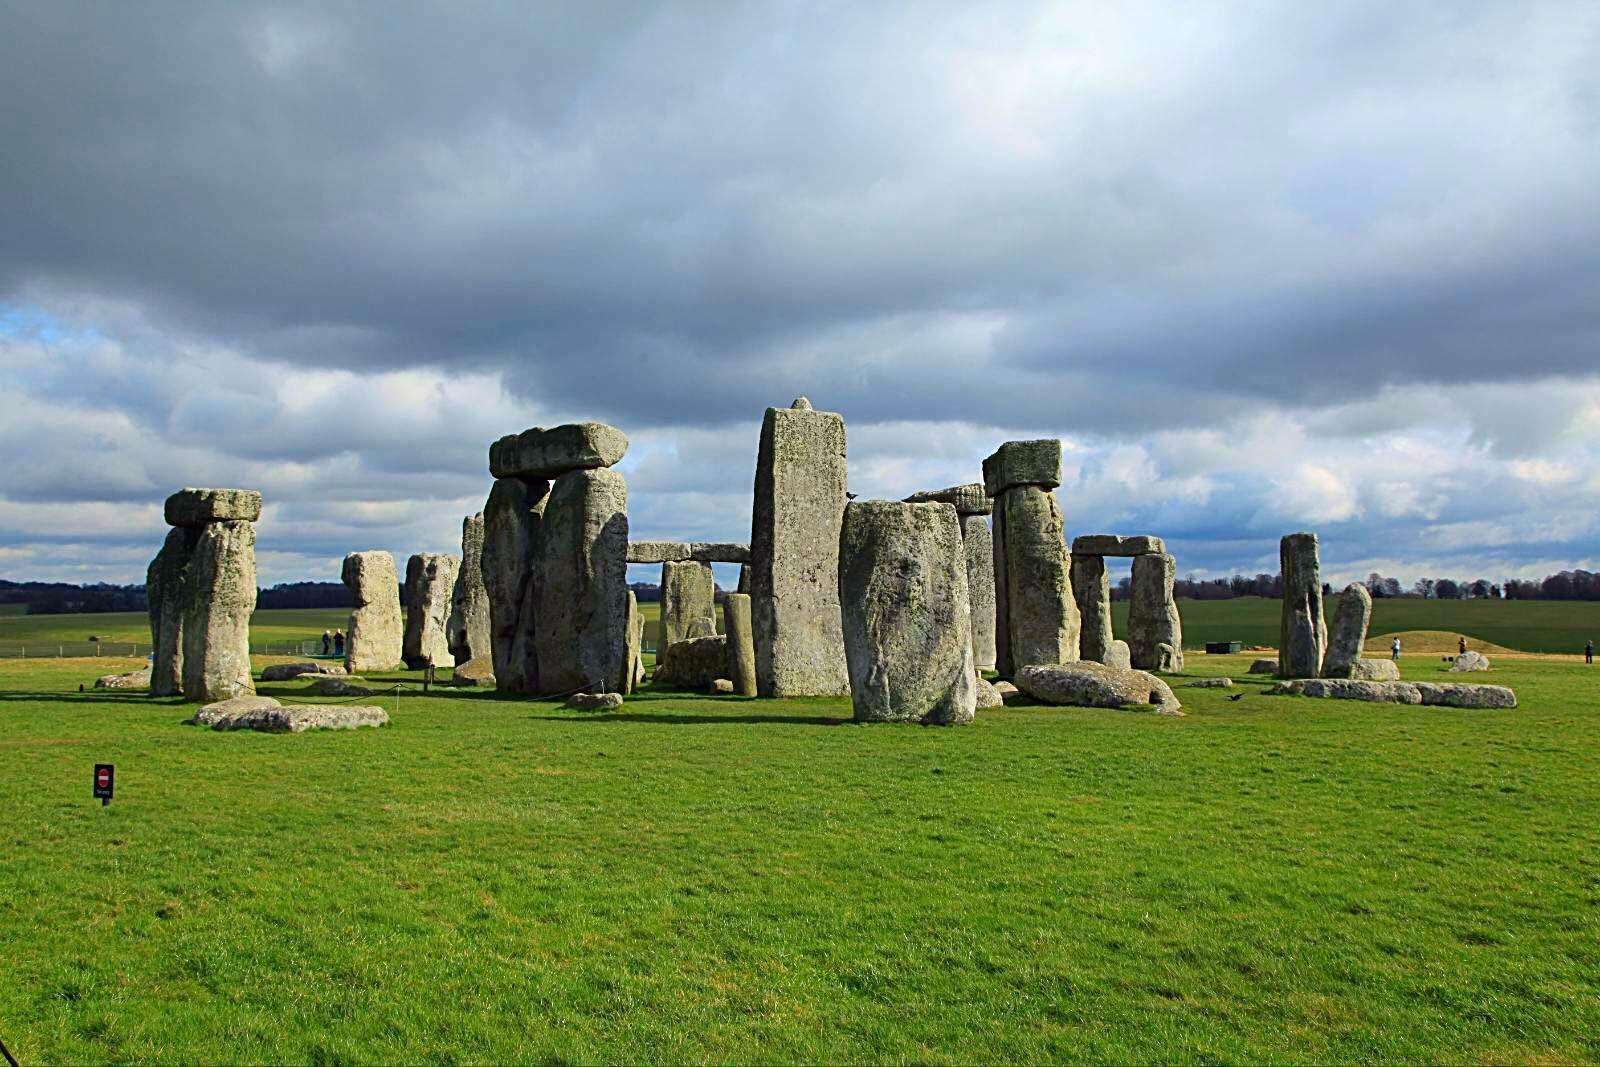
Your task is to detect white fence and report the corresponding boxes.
[0,639,327,659]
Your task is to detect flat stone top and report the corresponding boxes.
[165,488,262,527]
[982,439,1061,496]
[627,540,751,564]
[904,483,991,515]
[489,421,628,479]
[1071,534,1166,557]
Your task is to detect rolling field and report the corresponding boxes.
[2,652,1597,1062]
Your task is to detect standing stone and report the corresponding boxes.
[660,560,717,648]
[481,476,549,692]
[839,501,976,725]
[750,398,850,697]
[623,590,641,695]
[181,520,257,702]
[1070,554,1114,664]
[722,592,757,697]
[403,553,461,669]
[1278,532,1326,678]
[961,513,997,671]
[737,564,751,594]
[991,483,1078,677]
[447,513,492,664]
[147,526,198,696]
[1321,583,1372,679]
[1128,553,1184,672]
[532,467,630,694]
[342,551,403,673]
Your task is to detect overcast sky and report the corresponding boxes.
[3,1,1598,591]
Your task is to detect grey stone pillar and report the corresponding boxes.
[532,467,630,694]
[447,512,492,665]
[1321,582,1371,678]
[181,519,257,702]
[342,550,403,673]
[660,559,717,648]
[147,526,198,696]
[1071,554,1113,663]
[403,553,461,669]
[839,501,975,724]
[750,397,850,697]
[481,475,549,693]
[986,440,1078,678]
[1127,552,1183,671]
[1279,532,1326,678]
[722,592,757,697]
[904,483,995,671]
[623,590,641,695]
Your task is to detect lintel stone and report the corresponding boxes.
[982,440,1061,496]
[1071,534,1166,557]
[489,422,628,479]
[165,488,262,527]
[903,483,991,515]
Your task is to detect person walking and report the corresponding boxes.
[1587,639,1594,665]
[333,629,345,657]
[321,629,332,656]
[1458,635,1468,656]
[1391,636,1402,662]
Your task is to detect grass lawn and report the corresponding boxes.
[2,651,1598,1062]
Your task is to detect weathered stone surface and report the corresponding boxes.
[1248,657,1278,674]
[722,592,757,697]
[1271,678,1422,703]
[903,483,991,515]
[260,661,347,682]
[489,422,628,479]
[1321,584,1372,678]
[403,553,461,669]
[447,513,493,665]
[750,401,850,697]
[1278,533,1326,678]
[626,541,751,564]
[96,666,151,689]
[181,520,256,702]
[1351,658,1401,681]
[305,675,383,697]
[533,467,630,694]
[653,634,729,689]
[565,691,624,711]
[993,679,1019,696]
[709,678,735,694]
[660,560,717,648]
[195,694,387,732]
[622,591,641,696]
[147,526,198,696]
[1070,554,1114,663]
[1015,663,1182,713]
[450,656,497,687]
[342,551,404,674]
[992,485,1078,677]
[1187,677,1234,688]
[982,439,1062,496]
[1070,534,1166,557]
[1103,640,1132,670]
[1128,553,1184,672]
[1450,651,1491,672]
[480,476,549,693]
[839,501,976,725]
[1415,681,1516,708]
[164,487,262,527]
[974,675,1003,708]
[960,512,997,671]
[737,565,750,594]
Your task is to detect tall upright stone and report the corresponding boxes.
[342,550,403,673]
[147,526,198,696]
[447,512,492,664]
[403,553,461,669]
[1322,582,1372,679]
[986,440,1077,678]
[181,520,257,702]
[722,592,757,697]
[904,483,995,671]
[481,476,549,692]
[623,590,641,696]
[1070,553,1114,664]
[838,501,976,725]
[660,560,717,647]
[1127,552,1183,671]
[750,397,850,697]
[532,466,630,694]
[1279,532,1326,678]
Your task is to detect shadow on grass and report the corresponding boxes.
[529,710,850,726]
[0,690,192,706]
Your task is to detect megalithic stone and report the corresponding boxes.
[991,484,1078,677]
[533,466,630,694]
[1070,553,1114,664]
[147,526,198,696]
[1128,552,1184,671]
[737,564,750,594]
[181,520,257,702]
[342,550,403,673]
[839,500,976,725]
[403,553,461,669]
[481,476,549,693]
[1321,582,1372,678]
[960,512,997,671]
[623,590,641,695]
[1279,532,1326,678]
[447,512,492,664]
[750,397,850,697]
[722,592,758,697]
[660,560,717,648]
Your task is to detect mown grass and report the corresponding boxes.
[2,651,1598,1063]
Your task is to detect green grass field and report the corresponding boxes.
[2,650,1598,1062]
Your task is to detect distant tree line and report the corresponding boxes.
[6,579,355,615]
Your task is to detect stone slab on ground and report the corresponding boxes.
[1351,659,1401,681]
[1248,658,1278,674]
[1015,662,1182,714]
[164,488,262,527]
[1187,677,1233,688]
[489,422,628,479]
[305,675,385,697]
[260,661,348,682]
[1271,678,1517,708]
[96,666,151,689]
[1450,651,1491,672]
[565,692,624,711]
[194,695,387,732]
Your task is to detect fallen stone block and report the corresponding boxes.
[1187,677,1233,688]
[565,692,623,711]
[194,695,387,732]
[1449,651,1491,672]
[709,678,734,694]
[450,656,497,687]
[1015,662,1182,714]
[1248,658,1278,674]
[1271,679,1423,704]
[305,676,384,697]
[260,661,347,682]
[974,676,1003,708]
[1414,681,1516,708]
[95,666,151,689]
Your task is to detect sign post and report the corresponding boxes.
[93,763,114,806]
